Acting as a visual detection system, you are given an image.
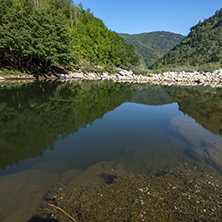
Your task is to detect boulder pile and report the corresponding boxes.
[62,68,222,87]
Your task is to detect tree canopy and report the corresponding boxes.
[0,0,142,74]
[0,0,73,72]
[152,9,222,70]
[119,32,185,67]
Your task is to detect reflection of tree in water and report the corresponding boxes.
[0,80,134,169]
[164,85,222,136]
[171,116,222,173]
[1,82,222,171]
[165,85,222,173]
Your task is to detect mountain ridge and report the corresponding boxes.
[119,31,185,67]
[153,8,222,71]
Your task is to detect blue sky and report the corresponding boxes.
[74,0,221,36]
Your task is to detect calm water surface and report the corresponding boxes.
[0,80,222,222]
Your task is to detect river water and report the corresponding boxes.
[0,80,222,221]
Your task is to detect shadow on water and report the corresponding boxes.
[98,172,117,185]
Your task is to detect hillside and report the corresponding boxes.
[0,0,142,75]
[153,9,222,71]
[119,32,185,67]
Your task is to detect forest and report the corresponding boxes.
[0,0,221,75]
[152,8,222,71]
[0,0,142,74]
[119,32,184,67]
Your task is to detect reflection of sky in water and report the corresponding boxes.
[0,101,192,176]
[47,101,222,174]
[49,102,184,170]
[1,98,222,178]
[1,83,222,222]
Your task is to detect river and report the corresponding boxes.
[0,80,222,221]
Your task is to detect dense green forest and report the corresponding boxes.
[1,0,221,74]
[119,32,184,67]
[153,9,222,71]
[0,0,142,74]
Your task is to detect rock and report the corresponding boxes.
[116,67,133,76]
[58,69,222,87]
[60,74,65,79]
[128,70,133,75]
[65,74,72,79]
[70,72,85,79]
[88,73,96,78]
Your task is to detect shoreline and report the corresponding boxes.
[1,68,222,87]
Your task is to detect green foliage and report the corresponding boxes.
[70,10,142,70]
[1,68,23,76]
[0,0,73,73]
[152,62,222,73]
[0,0,142,73]
[153,9,222,70]
[119,32,185,67]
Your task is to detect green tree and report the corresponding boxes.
[0,0,73,73]
[152,8,222,70]
[0,0,142,73]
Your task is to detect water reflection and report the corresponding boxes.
[0,81,222,172]
[171,115,222,172]
[0,81,134,170]
[164,85,222,136]
[130,85,174,106]
[1,81,222,222]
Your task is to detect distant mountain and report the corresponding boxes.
[119,31,185,67]
[154,8,222,70]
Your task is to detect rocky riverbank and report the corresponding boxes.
[1,68,222,87]
[62,68,222,87]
